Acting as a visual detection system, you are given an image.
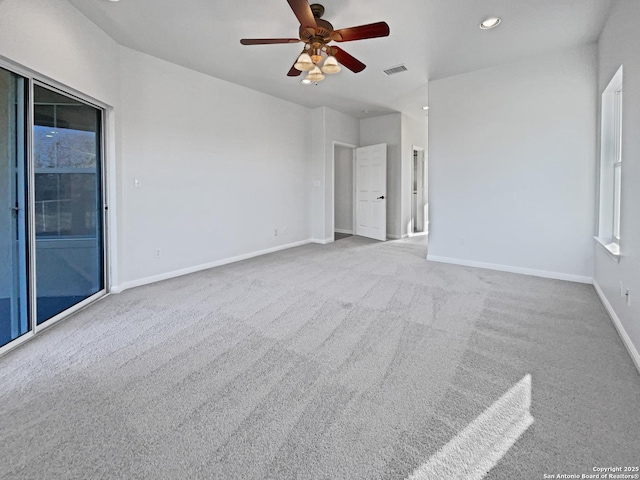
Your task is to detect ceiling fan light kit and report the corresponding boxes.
[240,1,390,83]
[321,55,341,74]
[294,52,315,71]
[306,66,325,82]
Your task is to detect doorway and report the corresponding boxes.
[411,147,427,235]
[333,143,355,241]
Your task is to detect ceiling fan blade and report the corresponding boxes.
[240,38,301,45]
[332,46,366,73]
[331,22,390,42]
[287,0,317,33]
[287,62,302,77]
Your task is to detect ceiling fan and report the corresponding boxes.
[240,0,390,82]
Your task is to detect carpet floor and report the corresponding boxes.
[1,236,638,479]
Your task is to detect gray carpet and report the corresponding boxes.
[1,236,638,479]
[334,232,352,241]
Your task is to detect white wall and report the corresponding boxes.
[428,44,597,281]
[0,0,119,107]
[0,0,121,287]
[334,145,354,233]
[310,107,359,242]
[360,114,402,238]
[0,0,316,292]
[118,47,312,285]
[594,0,640,366]
[357,113,427,240]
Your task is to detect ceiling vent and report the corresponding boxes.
[383,64,408,76]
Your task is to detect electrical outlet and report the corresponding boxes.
[459,237,465,246]
[274,229,278,237]
[154,248,161,258]
[620,281,625,297]
[283,226,287,235]
[625,289,631,307]
[134,178,141,188]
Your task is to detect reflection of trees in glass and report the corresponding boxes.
[34,126,96,169]
[33,124,98,237]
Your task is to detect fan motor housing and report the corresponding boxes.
[300,18,333,41]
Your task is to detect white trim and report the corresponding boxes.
[593,280,640,375]
[334,228,353,235]
[426,255,593,284]
[111,239,314,293]
[331,141,357,244]
[0,55,113,110]
[594,236,620,262]
[311,237,334,245]
[0,331,34,358]
[35,290,107,333]
[104,106,118,291]
[410,145,426,237]
[387,233,408,240]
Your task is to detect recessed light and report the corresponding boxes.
[108,0,121,2]
[301,79,312,85]
[422,106,429,110]
[480,17,501,30]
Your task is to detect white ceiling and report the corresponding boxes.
[67,0,615,120]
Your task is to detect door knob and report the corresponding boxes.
[377,195,385,200]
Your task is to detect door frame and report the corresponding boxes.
[331,141,357,241]
[31,80,109,334]
[409,145,427,237]
[0,57,113,356]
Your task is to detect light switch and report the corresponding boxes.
[134,178,141,188]
[313,181,321,187]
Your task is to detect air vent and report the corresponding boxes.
[383,64,408,76]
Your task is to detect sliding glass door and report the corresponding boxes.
[0,66,107,352]
[33,85,104,325]
[0,68,28,348]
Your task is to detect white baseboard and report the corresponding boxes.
[387,233,409,240]
[111,239,313,293]
[311,238,334,245]
[593,280,640,375]
[426,255,593,284]
[334,228,353,235]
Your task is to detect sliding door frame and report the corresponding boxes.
[0,57,111,354]
[31,80,109,333]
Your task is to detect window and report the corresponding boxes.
[612,90,622,241]
[596,66,623,260]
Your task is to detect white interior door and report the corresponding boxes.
[355,143,387,241]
